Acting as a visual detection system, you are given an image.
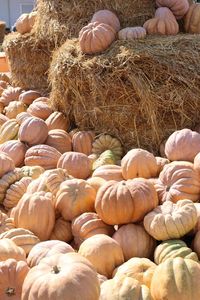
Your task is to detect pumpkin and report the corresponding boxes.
[22,253,100,300]
[0,152,15,178]
[155,161,200,203]
[184,3,200,33]
[0,113,9,127]
[0,228,40,255]
[27,101,52,120]
[0,211,14,234]
[92,134,123,160]
[113,224,156,261]
[194,152,200,173]
[57,152,92,179]
[72,131,94,155]
[154,239,198,264]
[0,169,24,203]
[92,150,116,170]
[100,275,151,300]
[79,234,124,278]
[91,10,120,32]
[151,258,200,300]
[155,156,170,175]
[50,218,72,242]
[45,129,72,154]
[16,13,30,34]
[45,168,71,195]
[0,239,26,261]
[0,80,9,89]
[0,259,29,300]
[55,179,96,221]
[45,111,70,131]
[4,101,27,119]
[113,257,156,288]
[192,203,200,234]
[95,178,158,225]
[156,0,189,19]
[11,192,55,241]
[118,27,146,39]
[121,148,158,180]
[72,212,114,246]
[26,174,49,194]
[98,274,108,285]
[165,128,200,161]
[79,22,116,54]
[28,11,37,28]
[21,165,44,179]
[16,112,32,125]
[144,200,197,240]
[25,144,61,170]
[19,90,41,105]
[0,140,26,167]
[87,177,106,192]
[27,240,74,267]
[69,128,80,138]
[0,119,19,144]
[0,87,22,107]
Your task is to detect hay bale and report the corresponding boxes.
[34,0,156,45]
[49,35,200,154]
[3,33,54,93]
[0,21,6,44]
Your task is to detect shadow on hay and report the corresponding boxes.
[49,34,200,153]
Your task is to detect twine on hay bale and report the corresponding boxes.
[33,0,156,46]
[3,33,54,93]
[49,34,200,154]
[0,21,6,44]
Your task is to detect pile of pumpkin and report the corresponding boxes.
[1,74,200,299]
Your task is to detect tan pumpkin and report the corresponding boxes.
[79,22,116,54]
[0,258,30,300]
[0,238,26,261]
[22,253,100,300]
[79,234,124,278]
[121,149,158,180]
[25,145,61,170]
[92,134,123,160]
[155,161,200,203]
[32,97,50,104]
[26,175,48,194]
[44,168,71,195]
[45,111,70,131]
[16,13,30,34]
[27,101,52,120]
[91,10,120,32]
[156,0,189,19]
[11,192,55,241]
[57,151,92,179]
[87,177,107,192]
[151,258,200,300]
[118,27,146,39]
[27,240,74,267]
[0,140,26,167]
[144,200,197,240]
[184,3,200,33]
[16,112,32,125]
[0,211,15,234]
[95,178,158,225]
[18,117,48,146]
[92,165,123,181]
[19,90,41,105]
[0,113,9,127]
[21,165,44,179]
[0,87,22,106]
[155,156,170,176]
[72,131,94,155]
[45,129,72,154]
[4,101,27,119]
[0,119,19,144]
[69,128,80,138]
[113,224,156,261]
[55,179,96,221]
[0,152,15,178]
[50,218,72,242]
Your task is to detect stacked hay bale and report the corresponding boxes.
[0,21,6,44]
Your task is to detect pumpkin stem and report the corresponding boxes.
[52,265,60,274]
[6,287,15,296]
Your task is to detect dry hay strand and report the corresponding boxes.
[34,0,156,46]
[0,21,6,44]
[49,34,200,154]
[3,33,54,93]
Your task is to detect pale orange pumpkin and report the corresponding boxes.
[0,141,26,167]
[0,114,9,127]
[87,177,106,192]
[0,152,15,178]
[156,0,189,19]
[0,211,15,234]
[45,129,72,154]
[19,90,41,105]
[45,111,70,131]
[16,112,32,125]
[92,165,123,181]
[0,239,26,262]
[0,87,22,107]
[91,10,120,32]
[72,131,94,155]
[4,101,27,119]
[27,101,52,120]
[184,3,200,33]
[118,27,146,39]
[50,218,72,242]
[155,156,170,176]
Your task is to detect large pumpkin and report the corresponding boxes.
[45,111,70,131]
[92,134,123,160]
[0,152,15,178]
[0,140,26,167]
[45,129,72,154]
[19,90,41,105]
[72,131,94,155]
[91,10,120,32]
[156,0,189,19]
[0,239,26,262]
[95,178,158,225]
[92,165,123,181]
[50,218,72,242]
[0,211,14,234]
[184,3,200,33]
[27,101,52,120]
[0,87,22,106]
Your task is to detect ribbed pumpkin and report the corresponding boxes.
[45,168,71,195]
[0,80,8,89]
[118,27,146,39]
[194,152,200,174]
[151,258,200,300]
[154,239,198,264]
[0,140,26,167]
[26,174,49,194]
[22,253,100,300]
[184,3,200,33]
[98,274,107,285]
[0,239,26,261]
[32,97,49,104]
[0,87,22,106]
[0,152,15,178]
[91,10,120,32]
[25,145,61,170]
[79,234,124,278]
[11,192,55,241]
[87,177,106,192]
[20,165,44,179]
[18,117,48,146]
[69,128,80,138]
[121,148,158,180]
[27,101,52,120]
[92,134,123,160]
[4,101,27,119]
[95,179,158,225]
[72,131,94,155]
[0,211,14,234]
[92,165,123,181]
[156,0,189,19]
[0,259,30,300]
[55,179,96,221]
[57,152,92,179]
[0,113,9,127]
[16,112,32,125]
[50,218,72,242]
[92,150,116,170]
[45,129,72,154]
[144,200,197,240]
[113,224,156,261]
[19,90,41,105]
[0,119,19,144]
[45,111,70,131]
[27,240,74,267]
[155,156,170,176]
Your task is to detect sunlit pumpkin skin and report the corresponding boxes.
[95,178,158,225]
[92,165,123,181]
[0,211,14,234]
[156,0,189,19]
[72,212,114,245]
[121,149,158,180]
[151,258,200,300]
[0,140,26,167]
[154,239,198,264]
[0,119,19,144]
[79,234,124,278]
[155,156,170,176]
[0,152,15,178]
[100,275,152,300]
[16,13,31,34]
[45,111,70,131]
[22,253,100,300]
[20,166,44,179]
[165,128,200,161]
[11,192,55,241]
[32,97,49,104]
[79,22,116,54]
[27,101,52,120]
[92,150,116,171]
[45,129,72,154]
[91,10,120,32]
[118,27,146,39]
[50,218,72,242]
[0,239,26,262]
[0,114,9,128]
[0,80,9,89]
[191,203,200,234]
[144,200,197,240]
[184,3,200,33]
[4,101,27,119]
[55,179,96,221]
[194,152,200,174]
[16,112,32,125]
[19,90,41,105]
[0,87,22,107]
[27,240,74,267]
[155,161,200,203]
[57,152,92,179]
[72,131,94,155]
[113,224,156,261]
[87,177,106,192]
[98,273,108,285]
[0,258,30,300]
[113,257,156,288]
[92,134,123,160]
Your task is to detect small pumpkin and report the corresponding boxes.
[0,113,9,127]
[92,134,123,160]
[21,165,45,179]
[45,111,70,131]
[50,218,72,242]
[4,101,27,119]
[45,168,71,195]
[27,101,52,120]
[45,129,72,154]
[16,112,32,125]
[91,10,120,32]
[0,87,22,107]
[184,3,200,33]
[156,0,189,19]
[72,131,94,155]
[0,140,26,167]
[0,152,15,178]
[92,150,116,170]
[118,27,146,39]
[19,90,41,105]
[0,119,19,144]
